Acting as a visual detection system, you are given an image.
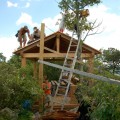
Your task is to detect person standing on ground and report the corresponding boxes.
[18,26,31,48]
[42,76,51,107]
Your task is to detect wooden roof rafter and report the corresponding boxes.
[13,31,101,58]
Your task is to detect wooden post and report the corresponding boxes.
[56,33,60,52]
[88,54,94,73]
[33,59,37,78]
[88,53,94,86]
[39,23,45,87]
[21,57,26,67]
[39,23,45,111]
[68,85,78,104]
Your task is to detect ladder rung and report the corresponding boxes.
[53,101,62,104]
[64,63,72,67]
[60,81,67,86]
[62,70,71,73]
[56,93,65,96]
[66,57,74,60]
[60,79,68,83]
[69,51,76,53]
[58,85,67,89]
[70,45,77,47]
[72,39,77,41]
[68,56,77,59]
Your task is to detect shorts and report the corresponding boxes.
[45,94,51,103]
[18,34,27,42]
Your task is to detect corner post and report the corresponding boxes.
[39,23,45,88]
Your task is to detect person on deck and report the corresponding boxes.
[18,26,31,48]
[42,76,51,107]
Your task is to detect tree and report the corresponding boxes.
[58,0,102,71]
[103,48,120,75]
[0,53,6,62]
[0,62,42,119]
[7,55,21,69]
[75,73,120,120]
[44,61,62,81]
[90,82,120,120]
[58,0,101,31]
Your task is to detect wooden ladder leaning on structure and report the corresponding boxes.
[50,29,81,111]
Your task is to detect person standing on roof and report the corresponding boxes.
[31,27,41,41]
[18,26,31,48]
[59,11,67,33]
[27,26,46,44]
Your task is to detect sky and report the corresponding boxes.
[0,0,120,61]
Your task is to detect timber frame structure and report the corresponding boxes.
[13,24,101,88]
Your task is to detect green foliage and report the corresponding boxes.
[0,62,42,111]
[0,108,18,120]
[75,79,120,120]
[75,54,120,120]
[103,48,120,74]
[59,0,101,10]
[58,0,102,71]
[44,61,62,81]
[7,55,21,69]
[91,82,120,120]
[18,109,34,120]
[58,0,102,31]
[0,53,6,62]
[75,71,120,120]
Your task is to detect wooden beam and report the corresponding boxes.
[23,53,40,58]
[23,53,91,58]
[83,45,95,53]
[19,42,38,54]
[45,34,56,42]
[60,34,71,42]
[37,44,60,54]
[44,47,59,54]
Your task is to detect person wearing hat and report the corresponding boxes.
[18,26,31,48]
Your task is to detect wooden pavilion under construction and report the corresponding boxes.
[13,23,101,119]
[13,24,101,88]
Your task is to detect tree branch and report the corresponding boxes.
[82,20,104,41]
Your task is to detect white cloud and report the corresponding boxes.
[84,4,120,51]
[16,12,39,27]
[42,14,61,35]
[15,4,120,56]
[3,3,120,61]
[25,2,30,8]
[16,12,61,35]
[0,36,19,61]
[7,1,18,7]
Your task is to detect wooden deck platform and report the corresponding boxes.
[42,110,79,120]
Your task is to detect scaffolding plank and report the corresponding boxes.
[38,60,120,85]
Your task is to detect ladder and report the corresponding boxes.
[50,30,81,111]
